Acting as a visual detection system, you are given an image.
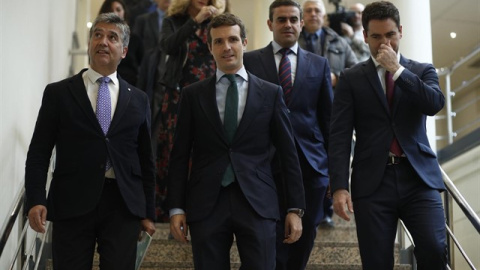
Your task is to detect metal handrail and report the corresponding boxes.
[436,45,480,144]
[440,166,480,234]
[398,164,480,270]
[0,187,25,258]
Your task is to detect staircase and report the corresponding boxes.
[134,213,412,270]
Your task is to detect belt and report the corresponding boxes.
[105,177,116,184]
[387,156,406,165]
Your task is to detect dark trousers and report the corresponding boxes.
[354,160,447,270]
[276,152,329,270]
[189,182,276,270]
[52,178,141,270]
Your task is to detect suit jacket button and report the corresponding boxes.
[105,138,109,142]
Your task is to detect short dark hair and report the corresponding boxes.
[98,0,130,23]
[207,13,247,45]
[90,12,130,47]
[362,1,400,32]
[269,0,303,22]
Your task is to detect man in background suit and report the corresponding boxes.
[244,1,333,269]
[25,13,156,270]
[167,13,305,270]
[299,0,357,88]
[329,2,447,269]
[134,0,171,53]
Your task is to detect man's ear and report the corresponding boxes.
[122,47,128,59]
[267,19,273,31]
[208,42,212,53]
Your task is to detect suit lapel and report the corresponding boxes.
[69,69,104,133]
[291,48,310,104]
[109,77,132,134]
[233,73,265,141]
[198,76,227,142]
[364,59,390,114]
[391,56,408,116]
[149,13,160,45]
[260,44,281,84]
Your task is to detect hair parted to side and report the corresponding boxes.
[167,0,226,17]
[269,0,303,21]
[89,12,130,47]
[362,1,400,32]
[206,13,246,45]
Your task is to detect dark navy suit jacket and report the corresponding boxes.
[244,43,333,180]
[329,56,446,199]
[167,72,305,222]
[25,69,156,221]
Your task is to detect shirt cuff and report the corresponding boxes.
[393,66,405,80]
[169,208,185,217]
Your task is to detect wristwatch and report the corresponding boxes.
[288,209,305,218]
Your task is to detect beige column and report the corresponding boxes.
[231,0,272,50]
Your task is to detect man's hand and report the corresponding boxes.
[333,189,354,221]
[28,205,47,233]
[375,40,400,73]
[141,218,156,237]
[283,212,303,244]
[170,214,189,243]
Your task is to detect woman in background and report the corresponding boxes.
[154,0,226,221]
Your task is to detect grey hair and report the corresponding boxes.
[89,12,130,47]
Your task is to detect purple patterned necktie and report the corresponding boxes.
[279,48,293,105]
[96,76,112,170]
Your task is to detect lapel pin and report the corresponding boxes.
[128,88,131,91]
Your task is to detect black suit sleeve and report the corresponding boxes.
[25,85,59,210]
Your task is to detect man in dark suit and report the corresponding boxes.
[25,13,156,270]
[167,13,305,270]
[133,0,170,53]
[329,2,447,269]
[243,1,333,269]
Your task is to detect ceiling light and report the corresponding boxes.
[450,32,457,39]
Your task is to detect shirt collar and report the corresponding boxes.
[216,66,248,83]
[271,41,298,55]
[86,68,118,85]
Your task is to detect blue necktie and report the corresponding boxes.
[222,74,238,187]
[279,48,293,105]
[96,77,112,170]
[306,34,317,53]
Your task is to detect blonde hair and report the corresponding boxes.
[167,0,226,17]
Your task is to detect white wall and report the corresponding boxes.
[0,0,76,268]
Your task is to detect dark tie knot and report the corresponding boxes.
[279,48,292,57]
[308,33,317,41]
[224,74,237,85]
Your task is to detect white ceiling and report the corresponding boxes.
[430,0,480,68]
